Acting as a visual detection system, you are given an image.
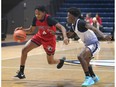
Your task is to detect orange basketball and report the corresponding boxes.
[13,30,26,43]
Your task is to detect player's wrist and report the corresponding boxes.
[102,35,106,39]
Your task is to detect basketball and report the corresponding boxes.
[13,30,26,43]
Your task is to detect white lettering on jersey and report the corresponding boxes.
[43,31,47,35]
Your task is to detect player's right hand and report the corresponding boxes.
[63,37,69,45]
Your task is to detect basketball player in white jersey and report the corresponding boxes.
[66,7,111,87]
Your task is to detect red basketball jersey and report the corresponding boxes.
[35,14,56,40]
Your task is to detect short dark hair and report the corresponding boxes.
[35,5,47,12]
[67,7,81,17]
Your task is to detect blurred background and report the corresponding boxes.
[2,0,114,42]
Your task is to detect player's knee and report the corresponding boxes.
[77,55,83,61]
[47,53,55,64]
[22,47,28,54]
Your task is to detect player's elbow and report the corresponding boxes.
[56,23,65,30]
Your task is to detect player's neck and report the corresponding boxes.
[39,14,46,22]
[72,18,78,25]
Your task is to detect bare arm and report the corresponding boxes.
[55,23,69,45]
[85,23,112,40]
[55,23,67,38]
[15,26,36,34]
[23,26,36,34]
[67,31,75,38]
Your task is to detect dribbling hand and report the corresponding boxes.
[14,27,23,32]
[63,37,69,45]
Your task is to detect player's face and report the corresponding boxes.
[67,12,75,23]
[35,9,45,20]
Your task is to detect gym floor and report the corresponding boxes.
[2,35,115,87]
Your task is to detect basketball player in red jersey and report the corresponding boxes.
[14,5,69,79]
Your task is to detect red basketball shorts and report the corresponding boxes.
[31,35,56,55]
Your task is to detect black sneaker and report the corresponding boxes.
[57,57,66,69]
[14,71,26,79]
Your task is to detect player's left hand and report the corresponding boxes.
[63,37,69,45]
[104,35,112,41]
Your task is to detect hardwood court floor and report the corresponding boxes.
[2,40,115,87]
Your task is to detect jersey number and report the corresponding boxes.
[43,31,47,35]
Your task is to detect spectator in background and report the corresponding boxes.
[92,17,101,37]
[95,13,103,31]
[95,13,102,25]
[85,13,93,25]
[92,17,100,30]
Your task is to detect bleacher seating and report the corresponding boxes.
[55,0,114,34]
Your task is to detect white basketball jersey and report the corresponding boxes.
[74,19,98,46]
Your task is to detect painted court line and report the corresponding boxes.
[105,84,114,87]
[2,66,114,72]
